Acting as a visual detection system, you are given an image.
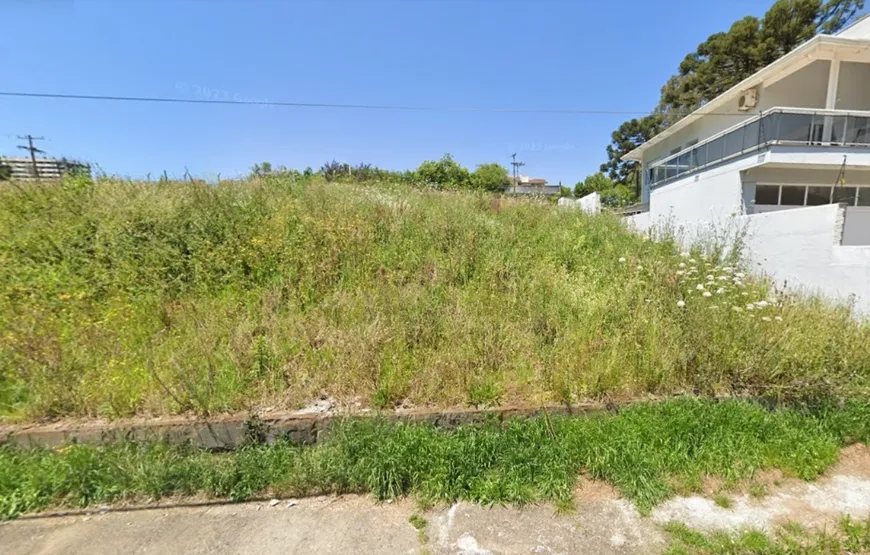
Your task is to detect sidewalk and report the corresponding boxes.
[1,496,665,555]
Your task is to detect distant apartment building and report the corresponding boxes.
[509,175,561,196]
[0,157,91,180]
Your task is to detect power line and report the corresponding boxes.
[16,134,45,178]
[0,90,759,117]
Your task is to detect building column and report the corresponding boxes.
[822,58,841,143]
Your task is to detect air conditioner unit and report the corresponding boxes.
[738,88,759,111]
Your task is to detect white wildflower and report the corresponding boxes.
[706,274,715,280]
[696,284,705,291]
[637,265,643,270]
[710,305,719,310]
[761,316,772,322]
[774,316,783,322]
[680,252,690,258]
[689,258,697,264]
[619,257,626,263]
[756,300,769,308]
[703,291,712,297]
[741,292,749,296]
[732,306,743,312]
[718,276,729,281]
[676,270,685,276]
[735,272,745,279]
[677,300,686,308]
[716,288,725,294]
[679,262,686,268]
[746,303,754,310]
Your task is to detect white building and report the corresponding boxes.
[623,15,870,314]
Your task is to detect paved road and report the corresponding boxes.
[0,496,666,555]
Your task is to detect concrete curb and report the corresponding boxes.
[0,404,610,450]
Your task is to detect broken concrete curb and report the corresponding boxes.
[0,403,609,450]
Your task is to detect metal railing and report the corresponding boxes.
[648,107,870,188]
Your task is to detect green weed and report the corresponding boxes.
[1,176,869,419]
[664,516,870,554]
[1,399,867,520]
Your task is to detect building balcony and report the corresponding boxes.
[648,107,870,189]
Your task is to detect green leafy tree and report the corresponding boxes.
[0,162,12,181]
[574,172,614,198]
[471,163,510,192]
[414,154,471,189]
[575,172,637,207]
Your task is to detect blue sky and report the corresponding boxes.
[3,0,780,185]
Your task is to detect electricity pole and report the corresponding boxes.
[510,153,525,194]
[17,135,45,178]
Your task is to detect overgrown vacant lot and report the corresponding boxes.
[1,176,869,419]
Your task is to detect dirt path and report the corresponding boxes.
[3,445,869,555]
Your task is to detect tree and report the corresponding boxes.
[574,172,637,207]
[0,162,11,181]
[600,114,664,185]
[574,172,615,198]
[414,154,471,189]
[602,0,864,183]
[250,161,273,178]
[471,163,510,192]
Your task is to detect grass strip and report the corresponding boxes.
[2,398,869,521]
[664,518,870,554]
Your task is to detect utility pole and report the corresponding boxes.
[510,153,525,194]
[17,135,45,178]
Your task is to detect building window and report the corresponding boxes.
[780,186,806,206]
[806,186,832,206]
[833,187,858,205]
[754,185,780,205]
[859,188,870,207]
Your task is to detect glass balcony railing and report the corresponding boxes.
[648,108,870,188]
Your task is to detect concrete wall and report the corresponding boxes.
[625,211,651,233]
[557,192,602,214]
[737,204,870,315]
[843,206,870,245]
[578,192,601,214]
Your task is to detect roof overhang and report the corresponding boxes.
[624,35,870,162]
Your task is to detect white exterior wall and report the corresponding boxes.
[737,204,870,315]
[577,192,601,214]
[648,153,763,226]
[626,211,651,233]
[843,206,870,245]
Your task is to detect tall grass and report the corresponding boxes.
[2,399,869,520]
[1,176,869,418]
